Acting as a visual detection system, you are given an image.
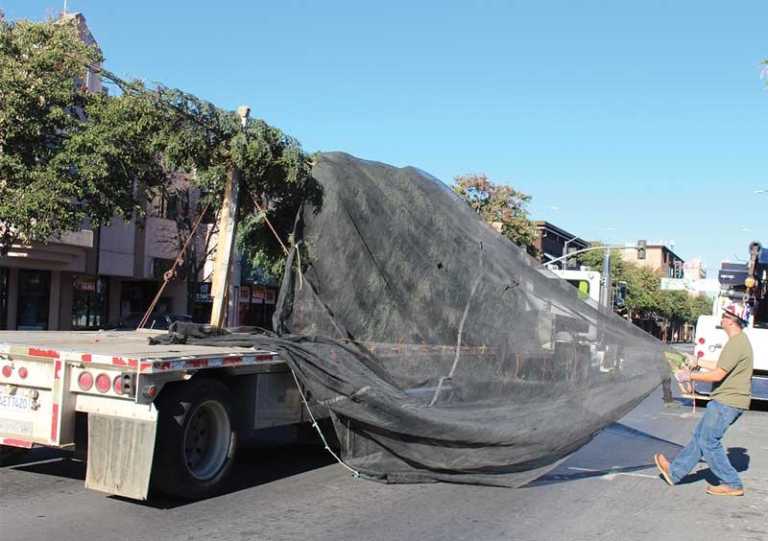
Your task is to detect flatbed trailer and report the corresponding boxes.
[0,330,306,500]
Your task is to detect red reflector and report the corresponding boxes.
[1,365,11,378]
[95,373,111,393]
[113,375,123,395]
[78,371,94,391]
[697,350,704,358]
[18,367,28,379]
[698,337,705,345]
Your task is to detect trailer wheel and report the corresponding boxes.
[152,378,237,500]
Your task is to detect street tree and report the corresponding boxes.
[686,293,713,323]
[452,173,538,255]
[576,244,627,283]
[0,17,166,251]
[0,16,319,280]
[578,248,663,318]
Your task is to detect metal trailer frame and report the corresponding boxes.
[0,330,302,500]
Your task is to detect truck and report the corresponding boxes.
[549,267,628,311]
[550,268,602,304]
[692,241,768,401]
[0,329,309,500]
[0,145,326,500]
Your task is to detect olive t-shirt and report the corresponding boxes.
[711,331,754,410]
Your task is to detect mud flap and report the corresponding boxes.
[85,414,158,500]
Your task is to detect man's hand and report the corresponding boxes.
[683,352,698,370]
[674,369,691,383]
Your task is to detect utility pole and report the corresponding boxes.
[599,245,612,309]
[209,106,250,328]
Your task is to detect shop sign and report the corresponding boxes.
[195,282,212,303]
[74,276,96,292]
[240,286,251,304]
[251,286,265,304]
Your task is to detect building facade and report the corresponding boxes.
[617,244,685,278]
[533,221,590,269]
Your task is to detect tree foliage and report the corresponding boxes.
[578,246,711,324]
[0,17,159,248]
[576,245,627,283]
[0,17,319,277]
[452,173,538,254]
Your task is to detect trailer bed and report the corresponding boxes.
[0,330,280,374]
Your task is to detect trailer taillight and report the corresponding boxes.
[95,373,111,393]
[698,337,705,345]
[78,371,94,391]
[143,385,158,399]
[1,365,11,378]
[697,350,704,358]
[113,375,123,395]
[18,367,28,379]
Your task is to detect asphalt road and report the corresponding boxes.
[2,354,767,541]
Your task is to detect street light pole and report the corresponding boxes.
[561,235,579,269]
[599,245,612,309]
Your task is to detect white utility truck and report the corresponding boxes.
[550,268,602,305]
[693,242,768,401]
[0,330,306,500]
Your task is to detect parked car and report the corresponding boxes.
[112,313,193,330]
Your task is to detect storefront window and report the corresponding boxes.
[72,276,109,330]
[17,270,50,330]
[0,267,8,330]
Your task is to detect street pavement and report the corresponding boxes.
[2,350,767,541]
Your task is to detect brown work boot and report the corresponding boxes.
[654,453,674,486]
[706,484,744,497]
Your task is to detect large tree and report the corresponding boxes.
[0,17,166,250]
[0,17,318,277]
[452,173,538,254]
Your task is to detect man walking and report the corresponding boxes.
[654,305,753,496]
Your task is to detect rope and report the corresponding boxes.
[138,200,212,329]
[287,364,362,478]
[250,193,303,290]
[250,194,289,256]
[429,245,484,407]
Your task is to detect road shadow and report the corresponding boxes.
[527,422,684,487]
[750,400,768,413]
[675,447,750,486]
[3,441,335,509]
[132,443,336,509]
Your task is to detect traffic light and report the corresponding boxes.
[637,240,647,260]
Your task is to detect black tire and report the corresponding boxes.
[151,378,237,500]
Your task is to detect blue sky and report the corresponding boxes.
[5,1,768,272]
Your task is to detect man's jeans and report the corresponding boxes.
[669,400,744,488]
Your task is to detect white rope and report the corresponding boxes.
[429,245,484,407]
[287,365,361,478]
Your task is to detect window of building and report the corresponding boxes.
[72,276,109,330]
[17,270,51,330]
[152,189,184,220]
[0,267,8,330]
